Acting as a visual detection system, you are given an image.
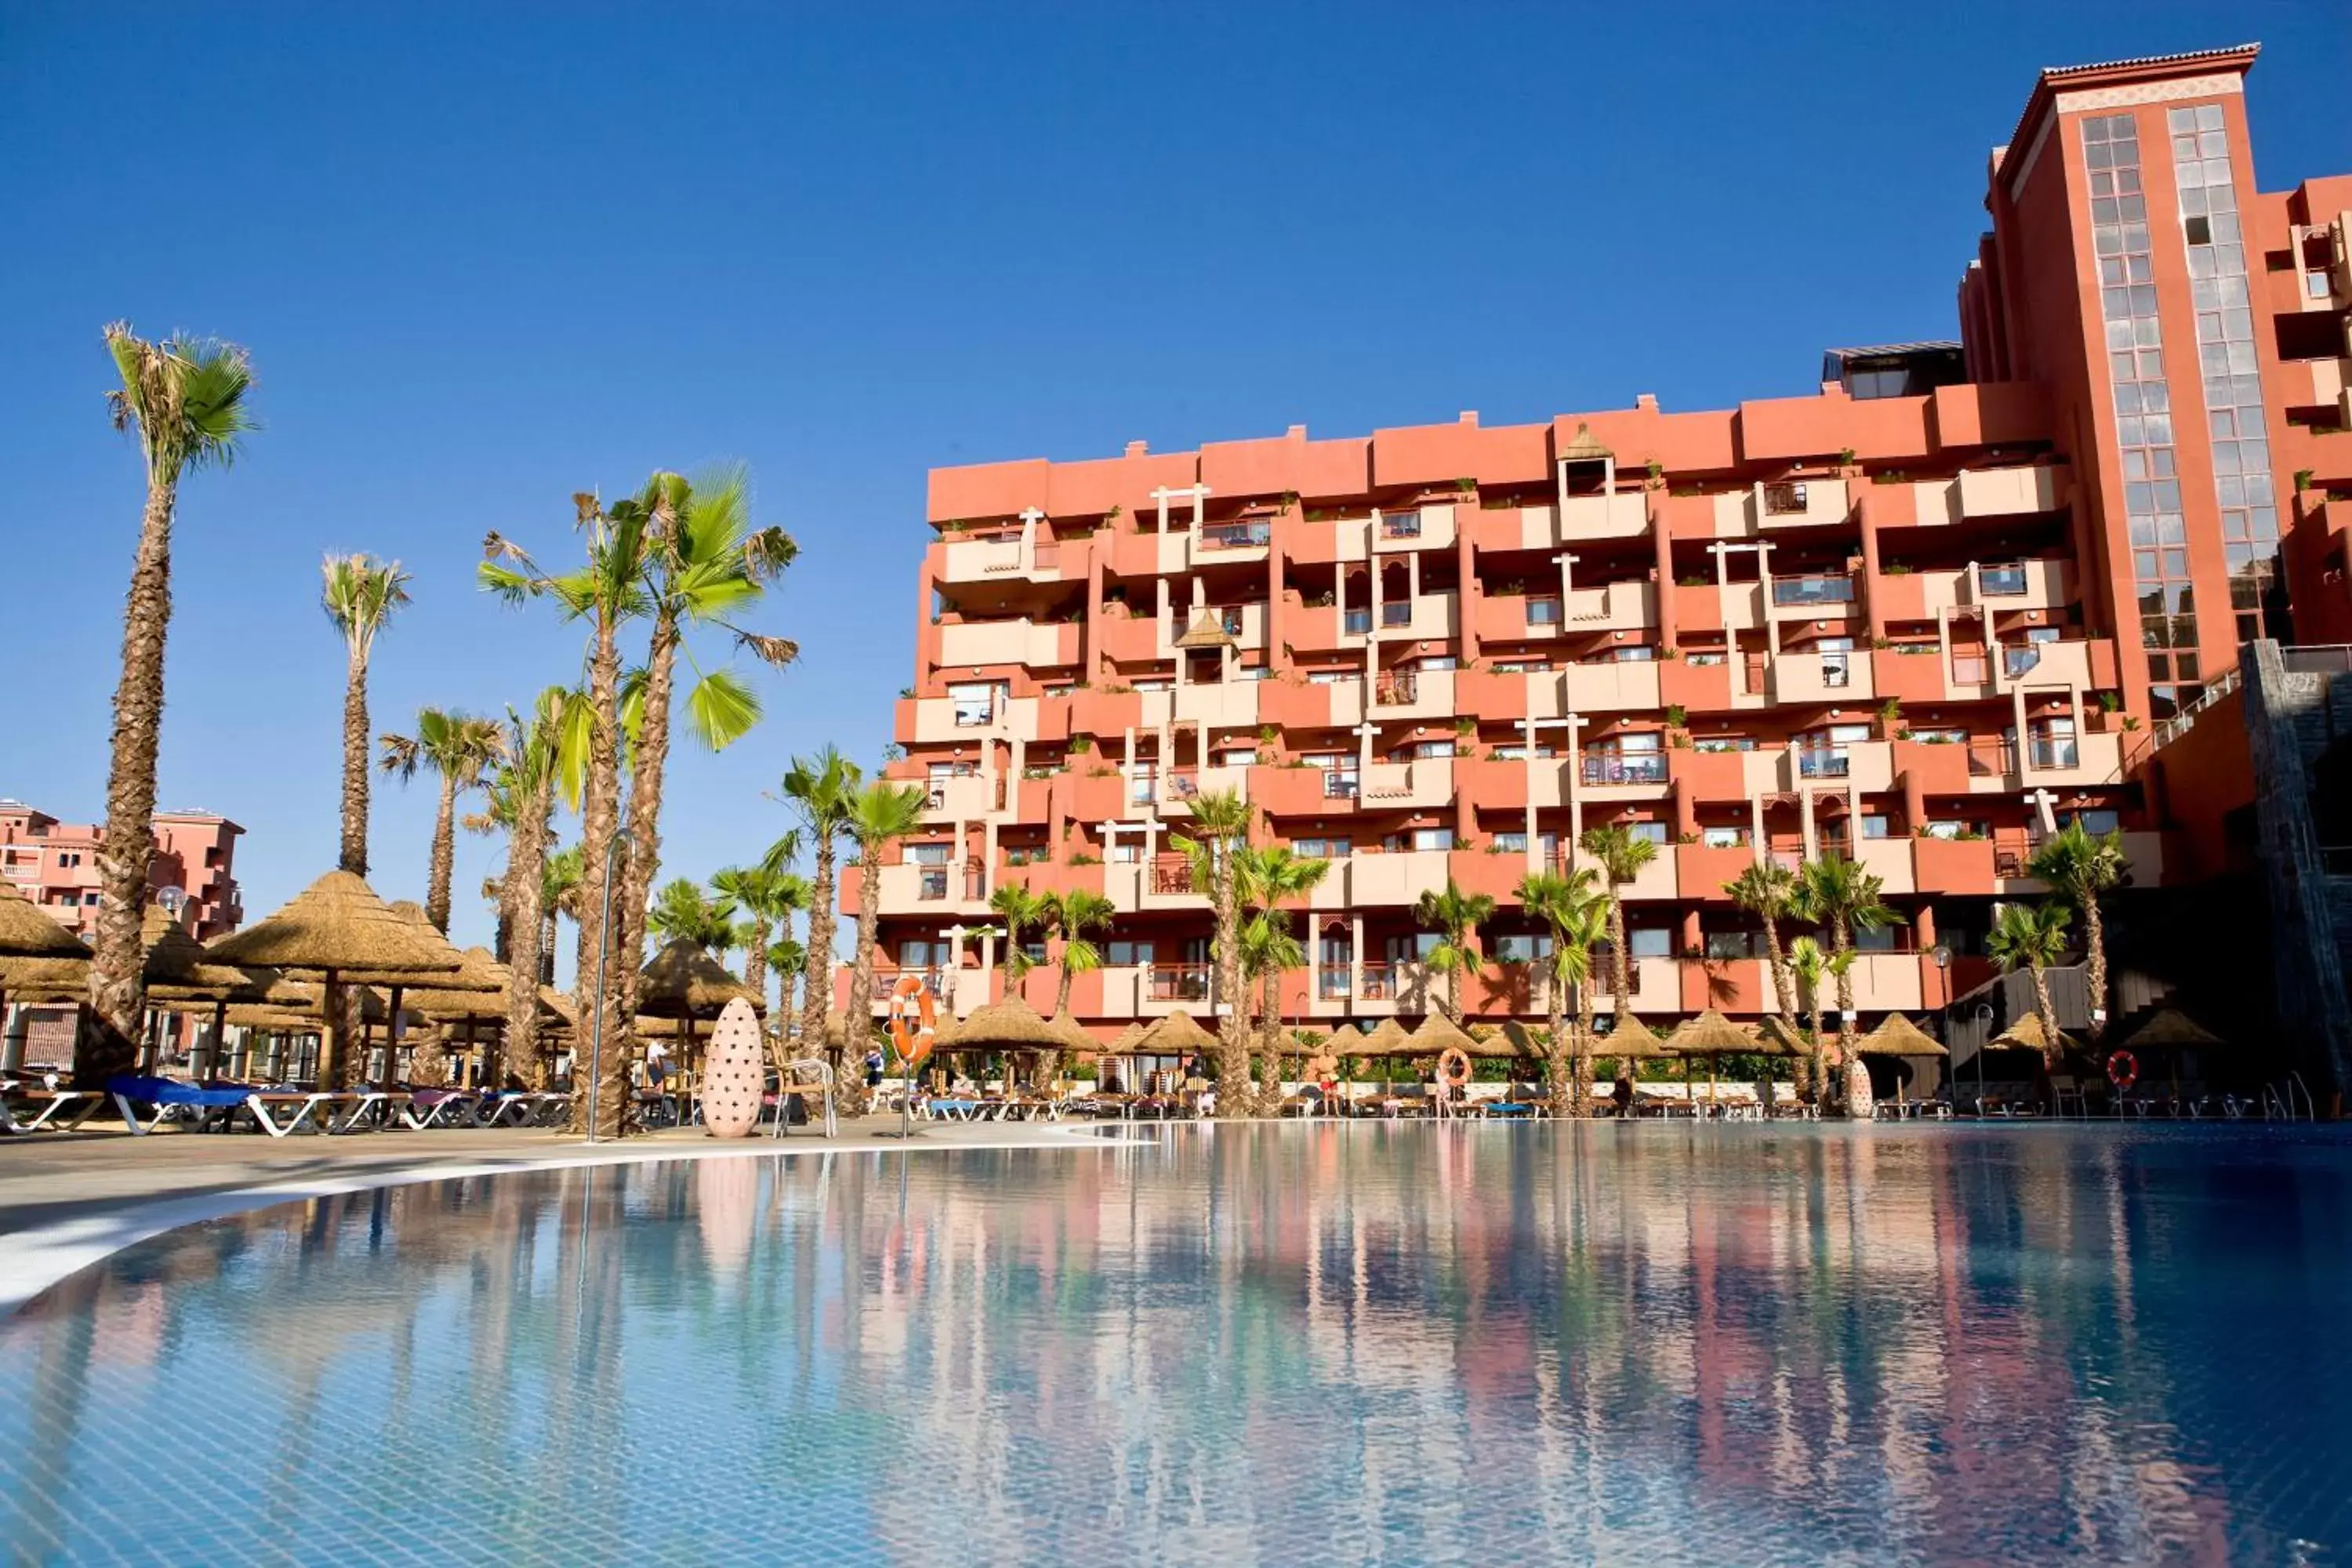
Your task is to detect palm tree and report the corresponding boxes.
[782,748,862,1051]
[483,492,652,1137]
[1178,788,1254,1115]
[764,938,808,1043]
[479,688,568,1088]
[1785,935,1841,1101]
[1793,855,1899,1062]
[321,554,412,878]
[2027,822,2128,1041]
[1987,900,2073,1071]
[1045,889,1117,1017]
[79,325,256,1086]
[989,884,1049,987]
[1517,868,1606,1115]
[1579,824,1658,1025]
[1412,877,1497,1021]
[1236,847,1333,1108]
[539,844,584,984]
[1724,859,1801,1027]
[842,781,930,1064]
[711,852,806,1014]
[380,708,506,932]
[609,467,798,1059]
[648,877,733,950]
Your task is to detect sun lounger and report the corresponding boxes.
[241,1091,359,1137]
[107,1075,263,1134]
[0,1086,104,1134]
[399,1089,483,1129]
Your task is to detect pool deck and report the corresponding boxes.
[0,1117,1119,1313]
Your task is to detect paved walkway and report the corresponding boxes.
[0,1116,1127,1313]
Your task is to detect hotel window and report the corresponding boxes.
[1106,940,1154,967]
[1308,670,1359,686]
[1417,655,1458,673]
[1343,607,1372,634]
[1626,822,1668,846]
[916,869,949,900]
[1609,645,1655,662]
[1686,652,1727,666]
[1526,597,1562,626]
[1132,679,1172,693]
[2084,111,2200,719]
[906,843,951,865]
[2169,103,2281,643]
[1704,930,1757,960]
[1763,481,1809,515]
[1628,927,1673,959]
[1494,831,1528,853]
[1407,827,1456,851]
[1221,747,1258,767]
[1854,925,1900,952]
[898,938,950,970]
[1702,826,1747,849]
[1692,735,1755,753]
[2060,809,2122,835]
[1492,660,1550,673]
[1387,932,1441,962]
[1293,837,1352,860]
[1860,814,1893,840]
[1107,840,1142,863]
[949,682,1000,727]
[1492,934,1552,964]
[1405,740,1456,760]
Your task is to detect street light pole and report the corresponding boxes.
[583,829,633,1146]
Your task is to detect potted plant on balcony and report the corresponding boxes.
[1664,704,1690,747]
[1875,696,1904,739]
[2086,689,2124,732]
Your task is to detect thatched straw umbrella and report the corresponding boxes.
[1132,1009,1218,1094]
[1989,1011,2074,1058]
[1661,1008,1751,1108]
[205,870,462,1087]
[0,882,91,1057]
[1853,1012,1947,1109]
[406,946,526,1087]
[136,906,280,1078]
[635,938,760,1102]
[2118,1007,2223,1052]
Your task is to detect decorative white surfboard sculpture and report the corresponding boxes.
[700,998,765,1138]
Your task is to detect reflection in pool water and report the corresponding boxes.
[2,1124,2350,1563]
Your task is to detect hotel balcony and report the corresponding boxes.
[1771,648,1875,703]
[1766,572,1860,624]
[1283,600,1371,654]
[1563,660,1662,713]
[1714,477,1852,534]
[1373,505,1457,554]
[1172,678,1262,728]
[1473,492,1650,551]
[1368,666,1456,720]
[937,532,1086,585]
[1668,745,1785,804]
[1562,580,1656,632]
[937,617,1081,671]
[902,694,1041,745]
[920,771,1002,822]
[1151,764,1253,817]
[1371,590,1460,644]
[1578,749,1670,798]
[1356,760,1454,812]
[1897,464,2065,525]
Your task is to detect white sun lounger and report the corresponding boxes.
[0,1087,104,1134]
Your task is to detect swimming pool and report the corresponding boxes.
[3,1123,2348,1563]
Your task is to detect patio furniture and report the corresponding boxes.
[400,1089,483,1129]
[0,1086,104,1134]
[107,1074,266,1134]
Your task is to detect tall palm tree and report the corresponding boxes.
[483,492,651,1137]
[538,843,584,984]
[380,708,506,932]
[711,852,805,1013]
[1987,900,2073,1072]
[480,688,569,1088]
[1793,855,1898,1053]
[1579,823,1658,1025]
[321,554,412,878]
[610,467,797,1059]
[764,938,808,1044]
[989,884,1049,987]
[1517,868,1606,1115]
[1236,847,1333,1109]
[842,781,930,1063]
[1724,859,1800,1027]
[648,877,733,950]
[1178,788,1254,1116]
[1412,877,1497,1021]
[79,325,256,1086]
[2027,822,2128,1041]
[1785,935,1842,1101]
[782,748,862,1050]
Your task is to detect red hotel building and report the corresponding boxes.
[843,45,2352,1042]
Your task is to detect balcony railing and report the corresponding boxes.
[1317,964,1352,1000]
[1358,962,1399,1000]
[1343,608,1371,634]
[1763,481,1809,516]
[916,871,949,901]
[2004,645,2044,677]
[1163,771,1201,801]
[1798,749,1850,779]
[1380,601,1413,627]
[953,702,996,728]
[1526,599,1562,628]
[1374,670,1419,705]
[1820,654,1852,688]
[1151,857,1194,895]
[1771,575,1855,607]
[1951,654,1989,684]
[1968,740,2018,777]
[1148,964,1210,1002]
[1581,752,1667,786]
[1202,521,1272,550]
[1323,771,1360,799]
[1980,565,2027,597]
[1379,514,1423,539]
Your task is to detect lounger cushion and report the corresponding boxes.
[107,1074,256,1109]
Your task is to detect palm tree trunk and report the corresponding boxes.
[1545,955,1570,1116]
[1212,847,1247,1116]
[572,615,626,1138]
[1608,893,1632,1020]
[1761,916,1795,1027]
[77,470,176,1088]
[743,915,770,998]
[503,773,551,1090]
[1447,943,1463,1022]
[2031,961,2062,1073]
[1831,914,1858,1112]
[800,839,837,1047]
[843,843,884,1062]
[541,915,557,985]
[1257,967,1283,1111]
[612,619,681,1082]
[339,643,372,877]
[1574,968,1595,1118]
[2083,904,2108,1044]
[426,775,459,932]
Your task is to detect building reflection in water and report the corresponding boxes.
[1,1126,2347,1563]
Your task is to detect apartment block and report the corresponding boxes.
[0,800,245,941]
[842,45,2352,1042]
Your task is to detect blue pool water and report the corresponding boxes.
[3,1123,2350,1564]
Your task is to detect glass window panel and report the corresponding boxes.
[2172,134,2199,159]
[2198,105,2223,131]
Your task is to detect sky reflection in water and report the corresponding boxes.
[3,1123,2349,1565]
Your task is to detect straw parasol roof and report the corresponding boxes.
[1047,1010,1096,1054]
[0,955,85,1000]
[1990,1011,2075,1054]
[941,996,1063,1050]
[1855,1013,1949,1058]
[1321,1023,1367,1054]
[1597,1011,1676,1058]
[1662,1008,1755,1058]
[1406,1011,1479,1057]
[2119,1007,2223,1051]
[0,880,90,960]
[206,870,463,981]
[1751,1014,1808,1057]
[140,906,276,1003]
[1138,1008,1219,1057]
[1353,1018,1415,1058]
[637,938,759,1019]
[1174,611,1237,649]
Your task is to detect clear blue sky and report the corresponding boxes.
[4,3,2346,974]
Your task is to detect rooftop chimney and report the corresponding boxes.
[1124,440,1149,457]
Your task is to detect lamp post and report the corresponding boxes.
[583,829,633,1146]
[1974,1000,1994,1109]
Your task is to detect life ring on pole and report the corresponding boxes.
[1436,1047,1473,1090]
[2106,1050,2139,1092]
[887,975,937,1070]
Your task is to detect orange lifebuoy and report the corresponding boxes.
[1436,1046,1472,1089]
[2106,1050,2138,1092]
[887,975,937,1069]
